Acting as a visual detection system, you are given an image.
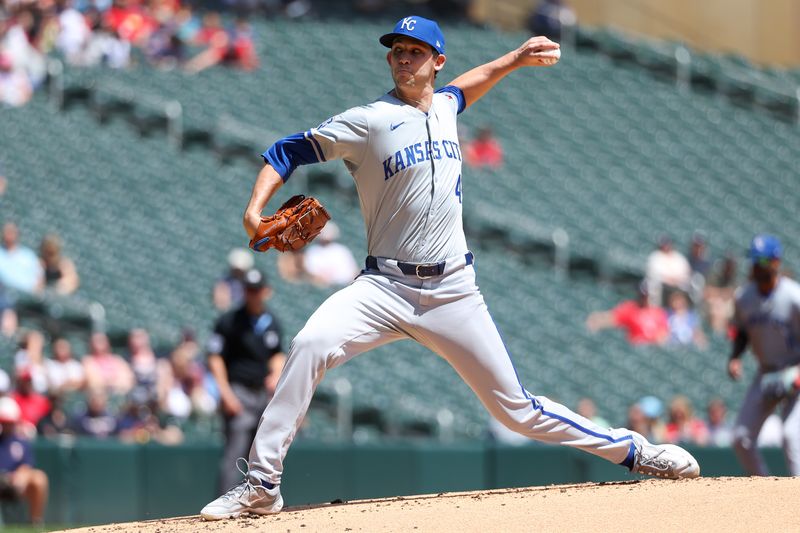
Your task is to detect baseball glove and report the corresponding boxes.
[249,195,331,252]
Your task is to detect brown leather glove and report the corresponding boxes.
[249,195,331,252]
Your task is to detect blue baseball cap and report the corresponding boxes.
[638,396,663,419]
[380,16,445,55]
[748,234,782,263]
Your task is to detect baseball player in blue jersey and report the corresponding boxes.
[201,16,699,520]
[728,235,800,475]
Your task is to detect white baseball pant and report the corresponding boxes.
[247,256,636,485]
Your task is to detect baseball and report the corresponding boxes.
[540,48,561,65]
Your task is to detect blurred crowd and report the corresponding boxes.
[587,232,740,349]
[0,0,287,107]
[1,327,218,444]
[0,216,222,447]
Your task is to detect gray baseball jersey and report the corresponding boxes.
[733,276,800,371]
[264,87,467,263]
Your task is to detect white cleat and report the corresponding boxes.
[631,434,700,479]
[201,459,284,520]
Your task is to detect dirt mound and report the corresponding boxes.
[62,477,795,533]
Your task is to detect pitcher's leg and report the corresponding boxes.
[416,293,633,464]
[248,276,408,485]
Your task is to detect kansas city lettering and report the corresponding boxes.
[383,140,462,180]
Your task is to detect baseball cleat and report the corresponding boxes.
[630,434,700,479]
[201,460,283,520]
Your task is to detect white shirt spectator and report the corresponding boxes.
[303,222,359,286]
[647,249,691,289]
[45,357,85,394]
[57,8,92,63]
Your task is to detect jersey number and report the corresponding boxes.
[455,174,462,204]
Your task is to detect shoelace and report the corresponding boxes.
[221,458,269,505]
[638,447,672,473]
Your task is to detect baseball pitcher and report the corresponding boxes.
[201,15,700,520]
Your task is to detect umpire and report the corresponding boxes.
[207,268,286,491]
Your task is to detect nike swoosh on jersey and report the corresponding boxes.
[390,122,405,131]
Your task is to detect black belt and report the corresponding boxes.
[365,252,474,279]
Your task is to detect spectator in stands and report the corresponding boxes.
[37,394,72,438]
[2,7,47,88]
[14,329,48,394]
[11,366,51,435]
[71,387,119,438]
[576,397,609,428]
[128,328,170,407]
[0,51,32,106]
[0,396,48,526]
[687,232,710,304]
[0,221,43,295]
[666,291,707,349]
[45,336,86,396]
[703,252,738,335]
[526,0,576,42]
[207,268,285,491]
[145,17,185,69]
[276,249,309,284]
[629,396,666,443]
[80,8,131,69]
[82,331,135,395]
[38,233,80,295]
[664,395,709,446]
[117,394,183,445]
[645,235,691,307]
[162,331,216,419]
[464,126,503,169]
[213,247,254,312]
[626,403,649,442]
[586,281,669,346]
[55,0,92,64]
[104,0,158,47]
[185,15,257,73]
[303,222,360,287]
[706,398,733,447]
[688,232,711,281]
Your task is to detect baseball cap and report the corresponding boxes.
[380,15,445,55]
[748,234,782,263]
[243,268,267,289]
[638,396,663,419]
[0,396,20,423]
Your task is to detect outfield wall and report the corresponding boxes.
[29,439,789,526]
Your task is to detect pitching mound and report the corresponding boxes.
[62,477,794,532]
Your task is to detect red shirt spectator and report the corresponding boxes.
[586,281,669,346]
[10,368,51,429]
[612,300,669,345]
[664,395,709,446]
[465,127,503,168]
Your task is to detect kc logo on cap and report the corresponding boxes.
[400,17,416,31]
[380,15,446,55]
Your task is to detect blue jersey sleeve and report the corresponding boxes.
[262,131,325,182]
[435,85,466,115]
